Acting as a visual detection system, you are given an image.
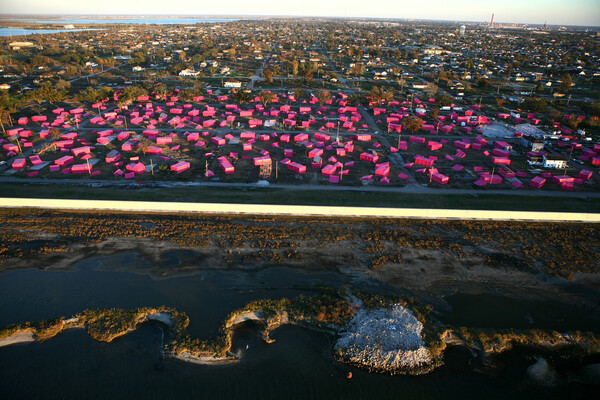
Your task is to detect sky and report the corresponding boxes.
[0,0,599,27]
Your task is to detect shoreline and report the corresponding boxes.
[171,351,238,365]
[1,297,598,375]
[0,329,35,347]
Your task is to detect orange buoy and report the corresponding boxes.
[346,372,352,379]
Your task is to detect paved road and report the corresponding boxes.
[68,62,129,84]
[1,176,599,199]
[317,46,417,181]
[247,42,278,90]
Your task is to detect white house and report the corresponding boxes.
[179,69,200,77]
[542,154,567,169]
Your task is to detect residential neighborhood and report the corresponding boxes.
[0,17,599,193]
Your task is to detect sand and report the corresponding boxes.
[0,330,35,347]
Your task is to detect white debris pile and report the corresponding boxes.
[335,304,432,371]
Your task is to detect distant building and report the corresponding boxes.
[179,68,200,77]
[0,84,11,90]
[224,80,242,88]
[9,41,33,50]
[422,45,444,55]
[132,66,143,72]
[527,155,544,166]
[543,154,567,169]
[459,25,466,35]
[520,136,545,152]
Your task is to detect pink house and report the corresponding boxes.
[288,162,306,173]
[171,161,191,173]
[70,146,92,157]
[145,146,163,155]
[314,133,330,142]
[294,133,309,142]
[55,155,74,166]
[156,136,173,145]
[240,132,256,140]
[12,158,26,169]
[529,176,546,188]
[211,137,226,146]
[126,162,146,174]
[409,136,426,144]
[360,152,379,163]
[355,134,371,141]
[414,155,435,167]
[105,150,121,163]
[321,164,338,175]
[492,157,511,165]
[374,163,390,177]
[431,173,449,184]
[426,141,442,151]
[252,156,271,166]
[28,155,43,165]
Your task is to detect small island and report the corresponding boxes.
[1,288,598,375]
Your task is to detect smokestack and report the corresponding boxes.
[490,13,494,28]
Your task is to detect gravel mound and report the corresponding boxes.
[335,304,432,373]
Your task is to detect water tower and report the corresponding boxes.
[459,25,466,35]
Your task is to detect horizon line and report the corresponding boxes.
[0,13,598,28]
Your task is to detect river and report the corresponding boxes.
[1,18,240,25]
[0,252,597,399]
[0,28,103,37]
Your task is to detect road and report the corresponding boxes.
[317,46,417,181]
[247,42,278,90]
[1,175,599,199]
[68,62,129,84]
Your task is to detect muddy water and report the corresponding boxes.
[0,252,598,399]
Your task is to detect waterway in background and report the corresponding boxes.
[1,18,240,25]
[0,252,598,399]
[0,28,103,37]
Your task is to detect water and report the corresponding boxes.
[0,252,598,398]
[0,252,344,338]
[2,18,240,25]
[438,293,600,331]
[0,28,103,37]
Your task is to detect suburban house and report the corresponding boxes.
[543,154,567,169]
[520,136,545,152]
[527,155,544,166]
[179,68,201,77]
[224,80,242,88]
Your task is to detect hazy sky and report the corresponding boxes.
[1,0,599,26]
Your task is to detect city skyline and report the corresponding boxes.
[1,0,599,27]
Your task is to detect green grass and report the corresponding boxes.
[1,182,599,212]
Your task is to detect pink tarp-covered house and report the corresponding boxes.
[171,161,190,173]
[360,153,379,163]
[105,150,121,163]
